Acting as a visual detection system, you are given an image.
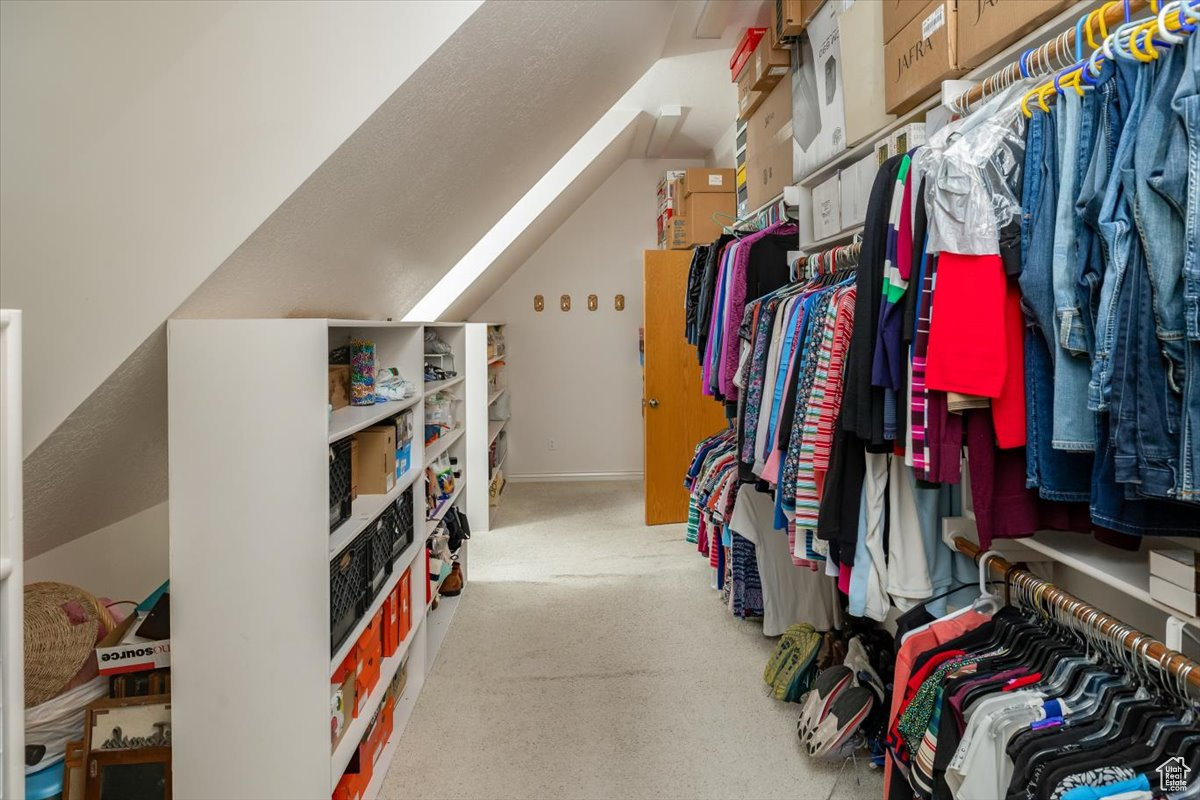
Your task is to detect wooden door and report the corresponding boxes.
[643,250,728,525]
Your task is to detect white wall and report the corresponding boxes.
[0,0,480,456]
[471,157,702,480]
[23,502,168,602]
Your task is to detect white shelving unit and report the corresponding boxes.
[0,310,24,800]
[167,318,487,800]
[465,323,507,532]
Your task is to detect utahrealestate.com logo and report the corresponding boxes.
[1158,756,1191,792]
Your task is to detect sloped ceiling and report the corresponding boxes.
[0,0,483,455]
[19,0,683,556]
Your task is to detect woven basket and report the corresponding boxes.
[24,582,117,706]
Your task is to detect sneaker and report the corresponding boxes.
[805,687,875,757]
[796,665,854,740]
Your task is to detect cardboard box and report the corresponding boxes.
[331,667,356,748]
[839,154,878,229]
[890,121,928,155]
[382,588,400,657]
[398,568,412,642]
[356,427,396,495]
[389,655,409,703]
[333,765,366,800]
[668,192,736,250]
[812,173,842,241]
[884,0,967,115]
[685,192,736,242]
[1150,576,1199,616]
[656,169,686,212]
[683,168,735,195]
[792,1,850,179]
[329,365,350,410]
[1150,550,1200,591]
[750,31,791,92]
[356,612,383,697]
[749,79,795,211]
[957,0,1075,68]
[838,0,896,146]
[731,27,768,81]
[95,612,171,676]
[773,0,822,40]
[669,177,686,215]
[883,0,928,43]
[737,63,767,120]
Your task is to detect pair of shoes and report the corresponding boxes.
[424,365,458,382]
[439,563,463,597]
[796,637,881,757]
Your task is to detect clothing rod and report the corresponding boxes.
[955,0,1150,110]
[952,535,1200,693]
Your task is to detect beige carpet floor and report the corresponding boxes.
[379,481,883,800]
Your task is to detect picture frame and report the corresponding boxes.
[85,695,171,753]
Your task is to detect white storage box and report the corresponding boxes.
[811,174,842,241]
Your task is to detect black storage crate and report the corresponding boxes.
[329,438,353,532]
[379,488,415,563]
[366,518,390,600]
[330,531,369,653]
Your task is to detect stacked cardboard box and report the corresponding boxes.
[668,168,736,250]
[656,169,687,249]
[883,0,1075,114]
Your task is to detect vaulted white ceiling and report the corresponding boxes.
[6,0,763,557]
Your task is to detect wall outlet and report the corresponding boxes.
[547,438,557,451]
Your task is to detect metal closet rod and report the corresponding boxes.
[952,535,1200,693]
[956,0,1151,110]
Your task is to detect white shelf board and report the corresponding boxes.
[329,394,421,443]
[800,224,866,253]
[327,319,410,328]
[330,626,417,790]
[330,540,423,673]
[488,418,507,445]
[424,375,465,394]
[426,478,466,532]
[328,465,422,558]
[426,593,462,667]
[487,353,506,365]
[424,426,464,463]
[491,450,508,476]
[487,387,507,405]
[1021,531,1200,629]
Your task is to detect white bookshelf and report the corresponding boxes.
[465,323,507,532]
[167,318,487,800]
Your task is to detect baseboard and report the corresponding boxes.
[506,471,644,483]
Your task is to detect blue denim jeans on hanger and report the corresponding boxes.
[1051,90,1095,450]
[1129,47,1189,501]
[1176,35,1200,503]
[1022,111,1093,501]
[1091,59,1149,413]
[1092,255,1200,535]
[1077,60,1121,365]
